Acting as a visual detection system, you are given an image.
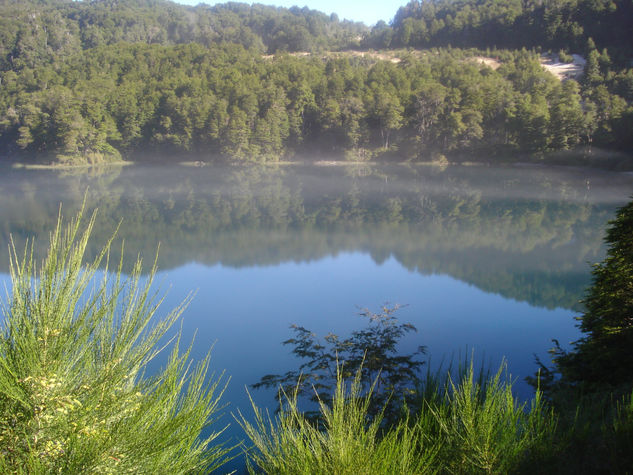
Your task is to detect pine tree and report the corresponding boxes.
[555,199,633,389]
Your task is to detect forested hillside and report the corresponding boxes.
[0,0,631,164]
[0,0,365,69]
[0,44,605,163]
[369,0,633,62]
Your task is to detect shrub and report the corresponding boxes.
[558,50,574,63]
[242,359,556,474]
[0,207,231,473]
[425,362,556,473]
[239,366,438,475]
[252,305,425,425]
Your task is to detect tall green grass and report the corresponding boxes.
[239,366,438,474]
[0,207,231,473]
[240,361,558,474]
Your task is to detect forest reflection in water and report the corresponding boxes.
[0,162,630,310]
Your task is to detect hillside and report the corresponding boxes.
[375,0,633,64]
[0,0,366,72]
[0,0,631,165]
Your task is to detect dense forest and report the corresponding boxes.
[371,0,633,60]
[0,0,631,164]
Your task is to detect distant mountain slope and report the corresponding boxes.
[2,0,631,73]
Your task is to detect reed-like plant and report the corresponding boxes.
[242,358,558,475]
[0,206,231,473]
[239,365,438,475]
[424,362,557,474]
[608,390,633,471]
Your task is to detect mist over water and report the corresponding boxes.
[1,161,631,470]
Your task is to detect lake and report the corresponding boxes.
[0,161,632,470]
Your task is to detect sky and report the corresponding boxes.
[173,0,404,26]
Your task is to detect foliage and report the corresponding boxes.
[425,362,556,473]
[524,197,633,472]
[252,305,425,424]
[558,50,574,64]
[0,206,231,472]
[240,190,633,473]
[0,1,631,163]
[536,198,633,393]
[383,0,633,63]
[239,366,438,475]
[610,391,633,470]
[242,360,557,474]
[573,198,633,385]
[0,0,366,69]
[1,42,610,163]
[530,198,633,393]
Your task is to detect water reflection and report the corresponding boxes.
[0,163,630,310]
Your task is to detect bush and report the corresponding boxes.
[558,50,574,63]
[425,362,556,473]
[239,366,438,475]
[0,207,231,473]
[242,361,557,474]
[252,305,425,426]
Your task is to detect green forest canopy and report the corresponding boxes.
[0,0,631,164]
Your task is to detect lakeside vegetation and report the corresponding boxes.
[244,197,633,473]
[0,0,631,165]
[0,199,631,473]
[0,208,232,472]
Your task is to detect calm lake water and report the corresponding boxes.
[1,162,632,470]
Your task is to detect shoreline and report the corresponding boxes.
[4,149,633,172]
[9,160,133,170]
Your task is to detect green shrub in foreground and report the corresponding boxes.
[0,208,231,473]
[241,362,557,474]
[239,366,439,474]
[424,363,557,473]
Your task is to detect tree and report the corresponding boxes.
[370,92,404,149]
[583,40,602,88]
[548,80,584,149]
[544,198,633,390]
[410,82,446,147]
[253,305,426,425]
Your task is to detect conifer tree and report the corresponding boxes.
[554,199,633,388]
